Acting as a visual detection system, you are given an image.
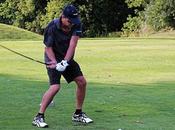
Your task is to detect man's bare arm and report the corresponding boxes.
[64,35,79,61]
[45,47,57,68]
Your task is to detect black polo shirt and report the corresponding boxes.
[43,18,82,62]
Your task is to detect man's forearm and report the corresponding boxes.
[45,47,57,62]
[64,36,79,61]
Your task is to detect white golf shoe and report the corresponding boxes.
[32,115,48,128]
[72,112,93,124]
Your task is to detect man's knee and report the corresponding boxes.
[75,76,87,88]
[50,84,61,93]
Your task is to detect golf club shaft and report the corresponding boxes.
[0,44,49,65]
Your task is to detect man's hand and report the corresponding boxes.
[46,61,57,69]
[56,60,69,72]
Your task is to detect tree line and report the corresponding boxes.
[0,0,174,37]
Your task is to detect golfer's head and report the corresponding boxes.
[62,4,80,26]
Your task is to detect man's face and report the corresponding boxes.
[62,15,73,27]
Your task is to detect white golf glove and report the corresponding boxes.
[56,60,69,72]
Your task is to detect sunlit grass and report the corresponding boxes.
[1,38,175,130]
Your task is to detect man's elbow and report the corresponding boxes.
[45,46,53,51]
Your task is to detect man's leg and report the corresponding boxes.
[32,84,60,128]
[74,76,86,110]
[72,76,93,123]
[39,84,60,113]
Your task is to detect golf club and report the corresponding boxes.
[0,44,50,65]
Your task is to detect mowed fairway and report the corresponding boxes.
[0,38,175,130]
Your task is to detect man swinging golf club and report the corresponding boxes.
[32,4,93,128]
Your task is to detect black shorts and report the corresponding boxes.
[47,60,83,85]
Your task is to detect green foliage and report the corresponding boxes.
[0,0,19,24]
[2,0,174,37]
[15,0,35,28]
[145,0,168,30]
[25,12,43,33]
[78,0,132,37]
[40,0,73,28]
[122,15,143,36]
[0,0,36,28]
[0,0,133,37]
[123,0,175,36]
[164,0,175,27]
[125,0,145,8]
[18,0,35,16]
[0,0,46,33]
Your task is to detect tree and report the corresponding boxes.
[0,0,19,24]
[40,0,73,28]
[123,0,175,36]
[76,0,134,37]
[0,0,135,37]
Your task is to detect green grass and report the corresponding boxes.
[0,24,175,130]
[0,23,42,41]
[148,30,175,38]
[0,39,175,130]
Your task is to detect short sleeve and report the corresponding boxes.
[43,27,54,47]
[72,23,82,37]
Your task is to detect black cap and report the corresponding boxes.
[63,4,80,24]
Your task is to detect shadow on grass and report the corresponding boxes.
[0,74,175,130]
